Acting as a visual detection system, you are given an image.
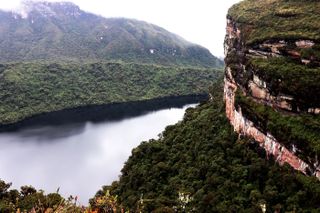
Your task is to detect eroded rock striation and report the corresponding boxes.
[224,0,320,179]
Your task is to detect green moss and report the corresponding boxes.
[249,57,320,108]
[228,0,320,44]
[0,62,222,125]
[235,91,320,161]
[300,46,320,60]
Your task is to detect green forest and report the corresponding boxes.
[0,62,222,125]
[0,0,320,212]
[91,83,320,212]
[1,82,319,212]
[236,90,320,166]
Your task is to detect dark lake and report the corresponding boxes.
[0,103,197,204]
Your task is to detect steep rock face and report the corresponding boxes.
[224,0,320,179]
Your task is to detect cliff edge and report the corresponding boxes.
[224,0,320,179]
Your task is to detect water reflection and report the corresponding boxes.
[13,123,87,141]
[0,104,196,204]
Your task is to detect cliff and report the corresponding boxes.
[224,0,320,179]
[91,83,320,212]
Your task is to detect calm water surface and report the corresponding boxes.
[0,104,196,204]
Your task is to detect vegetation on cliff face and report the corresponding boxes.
[226,0,320,176]
[1,84,320,212]
[249,57,320,108]
[91,83,320,212]
[235,91,320,166]
[1,1,319,212]
[0,62,222,125]
[228,0,320,44]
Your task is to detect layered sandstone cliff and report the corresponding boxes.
[224,0,320,179]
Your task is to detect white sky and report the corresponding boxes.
[0,0,242,57]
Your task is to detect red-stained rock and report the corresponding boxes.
[224,77,318,179]
[249,81,269,100]
[295,40,315,48]
[308,108,320,114]
[260,42,286,54]
[224,78,237,125]
[226,19,240,40]
[225,16,320,180]
[288,50,301,58]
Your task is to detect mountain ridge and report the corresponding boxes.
[0,1,223,67]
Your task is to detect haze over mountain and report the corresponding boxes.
[0,1,223,67]
[0,1,223,127]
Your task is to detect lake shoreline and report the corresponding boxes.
[0,100,197,204]
[0,94,208,132]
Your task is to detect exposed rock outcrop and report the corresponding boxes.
[224,0,320,179]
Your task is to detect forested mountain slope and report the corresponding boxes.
[0,1,222,67]
[0,62,221,126]
[0,1,223,127]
